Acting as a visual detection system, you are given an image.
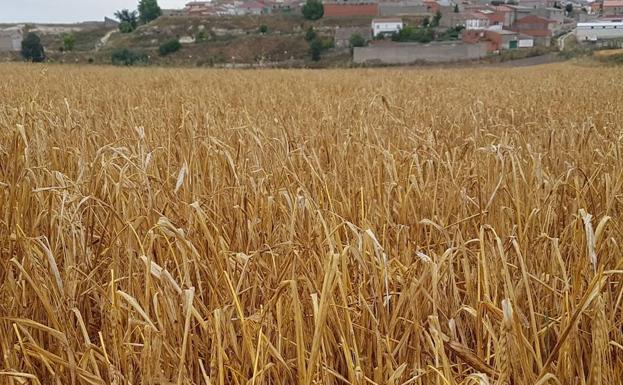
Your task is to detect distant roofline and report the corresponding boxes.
[372,18,404,23]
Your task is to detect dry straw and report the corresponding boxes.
[0,63,622,385]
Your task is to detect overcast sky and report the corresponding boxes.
[1,0,189,23]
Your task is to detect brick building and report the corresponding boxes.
[603,0,623,16]
[510,15,554,46]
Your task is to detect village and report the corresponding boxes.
[1,0,623,65]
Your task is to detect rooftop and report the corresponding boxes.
[578,20,623,25]
[494,29,519,34]
[372,18,404,23]
[604,0,623,6]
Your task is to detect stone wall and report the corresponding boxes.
[353,42,488,64]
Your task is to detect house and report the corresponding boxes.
[511,15,555,45]
[518,33,535,47]
[0,28,22,52]
[486,6,515,28]
[462,29,518,51]
[603,0,623,15]
[440,12,490,29]
[162,9,186,16]
[532,7,564,26]
[236,1,269,15]
[323,2,379,17]
[576,20,623,40]
[424,0,441,12]
[335,27,373,47]
[372,18,404,36]
[465,12,491,29]
[185,1,216,16]
[264,0,304,13]
[519,0,557,8]
[586,1,602,14]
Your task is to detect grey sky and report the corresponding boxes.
[1,0,189,23]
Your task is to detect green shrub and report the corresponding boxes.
[349,33,366,48]
[392,26,434,43]
[322,37,334,50]
[259,25,268,34]
[111,48,148,66]
[159,39,181,56]
[196,30,208,42]
[63,33,76,51]
[119,21,134,33]
[305,27,317,42]
[309,38,323,61]
[21,32,45,62]
[302,0,323,20]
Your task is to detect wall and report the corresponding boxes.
[604,6,623,16]
[576,24,623,40]
[0,32,22,52]
[354,42,488,64]
[379,3,428,16]
[324,3,379,17]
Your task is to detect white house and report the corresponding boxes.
[464,13,490,30]
[576,21,623,41]
[372,18,404,37]
[518,34,534,47]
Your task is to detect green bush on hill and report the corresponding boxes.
[305,27,317,42]
[63,33,76,51]
[115,9,138,33]
[159,39,181,56]
[111,48,148,65]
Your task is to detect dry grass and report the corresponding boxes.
[593,48,623,58]
[1,63,623,385]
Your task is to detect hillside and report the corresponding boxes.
[2,15,425,67]
[100,14,395,66]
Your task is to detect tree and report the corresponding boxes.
[454,4,459,12]
[21,32,45,62]
[159,39,181,56]
[115,9,138,32]
[431,11,442,27]
[259,24,268,33]
[565,3,573,14]
[302,0,324,20]
[138,0,162,24]
[349,33,366,47]
[63,33,76,51]
[421,16,430,27]
[309,38,323,61]
[305,26,317,42]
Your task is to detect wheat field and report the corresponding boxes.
[1,63,622,385]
